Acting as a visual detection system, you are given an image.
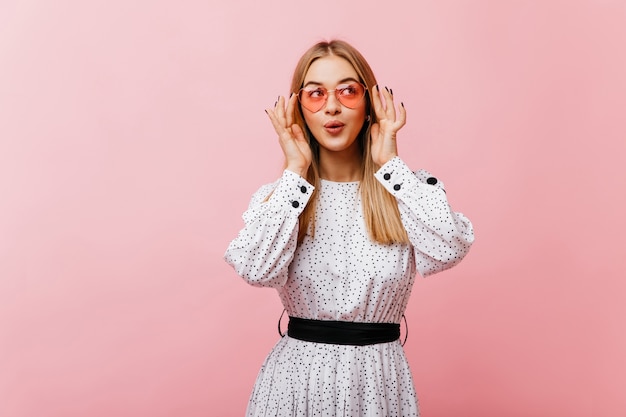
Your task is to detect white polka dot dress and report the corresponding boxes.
[225,157,474,416]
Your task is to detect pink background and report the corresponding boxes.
[1,1,625,416]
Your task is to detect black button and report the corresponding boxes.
[291,201,300,208]
[426,177,438,185]
[300,186,307,193]
[393,184,401,191]
[383,173,391,180]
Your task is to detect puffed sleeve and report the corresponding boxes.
[224,170,315,288]
[374,157,474,277]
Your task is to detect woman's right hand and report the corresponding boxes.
[265,94,312,178]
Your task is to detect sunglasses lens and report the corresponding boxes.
[336,83,366,109]
[299,87,326,112]
[298,83,366,112]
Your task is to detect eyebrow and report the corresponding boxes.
[303,77,360,88]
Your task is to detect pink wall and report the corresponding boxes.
[1,1,625,416]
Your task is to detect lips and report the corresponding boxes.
[324,120,345,135]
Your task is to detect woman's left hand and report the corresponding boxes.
[370,85,407,166]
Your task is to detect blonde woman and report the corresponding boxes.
[224,39,474,416]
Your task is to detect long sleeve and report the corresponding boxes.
[374,157,475,277]
[224,170,315,288]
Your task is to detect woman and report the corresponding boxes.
[224,39,474,416]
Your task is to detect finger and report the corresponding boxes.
[291,123,305,142]
[370,122,380,143]
[266,97,290,134]
[286,92,297,127]
[382,87,397,121]
[265,107,285,134]
[370,85,385,118]
[275,96,287,126]
[397,102,407,129]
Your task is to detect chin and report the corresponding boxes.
[321,139,359,153]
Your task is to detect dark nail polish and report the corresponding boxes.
[401,102,405,107]
[384,86,389,93]
[390,88,393,95]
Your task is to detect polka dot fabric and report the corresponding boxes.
[225,157,474,416]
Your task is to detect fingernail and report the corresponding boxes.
[390,88,393,95]
[274,101,277,106]
[384,86,389,93]
[374,84,379,91]
[401,102,405,107]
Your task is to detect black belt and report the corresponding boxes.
[285,316,401,346]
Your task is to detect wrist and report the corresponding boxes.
[285,165,308,178]
[375,154,397,167]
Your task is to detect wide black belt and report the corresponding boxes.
[286,316,401,346]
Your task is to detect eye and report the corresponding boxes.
[338,84,360,97]
[305,88,326,99]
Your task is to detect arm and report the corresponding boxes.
[225,92,315,288]
[223,170,314,288]
[368,87,473,276]
[375,157,474,277]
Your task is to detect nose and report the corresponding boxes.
[324,92,342,115]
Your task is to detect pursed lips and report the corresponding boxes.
[324,120,345,134]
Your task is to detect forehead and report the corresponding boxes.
[304,55,359,85]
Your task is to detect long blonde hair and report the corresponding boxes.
[290,40,409,245]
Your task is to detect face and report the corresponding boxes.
[300,55,367,156]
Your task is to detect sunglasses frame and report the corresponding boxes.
[297,82,368,113]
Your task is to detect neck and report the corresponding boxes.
[318,148,362,182]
